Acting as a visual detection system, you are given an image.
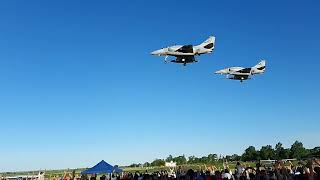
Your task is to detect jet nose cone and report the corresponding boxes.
[151,50,160,55]
[215,70,222,74]
[215,69,227,74]
[151,49,165,56]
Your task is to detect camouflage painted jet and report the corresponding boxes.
[151,36,215,66]
[215,60,266,82]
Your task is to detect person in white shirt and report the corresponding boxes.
[111,174,117,180]
[222,169,232,180]
[236,162,243,180]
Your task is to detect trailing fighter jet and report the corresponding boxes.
[215,60,266,82]
[151,36,216,66]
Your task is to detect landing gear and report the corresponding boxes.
[194,56,199,63]
[164,55,168,64]
[182,58,186,66]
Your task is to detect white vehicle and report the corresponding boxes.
[3,172,44,180]
[215,60,266,82]
[151,36,216,66]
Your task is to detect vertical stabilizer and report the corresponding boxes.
[200,36,215,50]
[253,60,266,72]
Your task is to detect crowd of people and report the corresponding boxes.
[2,160,319,180]
[116,160,320,180]
[76,160,320,180]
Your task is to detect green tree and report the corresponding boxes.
[199,156,209,163]
[151,159,165,166]
[310,147,320,158]
[275,142,290,159]
[143,162,150,167]
[166,155,173,162]
[188,156,196,164]
[207,154,218,163]
[259,145,275,160]
[282,148,291,159]
[129,163,140,167]
[173,155,187,165]
[290,141,308,159]
[242,146,258,161]
[230,154,241,161]
[275,142,283,159]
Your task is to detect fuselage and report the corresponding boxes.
[215,64,265,82]
[151,36,215,66]
[151,44,213,56]
[215,66,265,75]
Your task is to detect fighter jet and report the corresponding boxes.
[151,36,216,66]
[215,60,266,82]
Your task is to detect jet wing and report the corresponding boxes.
[230,72,251,76]
[233,75,250,80]
[176,55,195,61]
[176,45,194,53]
[170,55,196,64]
[236,68,251,74]
[169,52,194,56]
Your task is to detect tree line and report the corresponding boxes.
[128,141,320,167]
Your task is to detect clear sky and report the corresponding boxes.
[0,0,320,172]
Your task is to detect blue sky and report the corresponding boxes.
[0,0,320,172]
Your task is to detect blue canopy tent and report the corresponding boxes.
[81,160,123,174]
[113,166,123,173]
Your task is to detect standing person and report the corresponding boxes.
[235,162,243,180]
[100,175,106,180]
[205,171,211,180]
[215,171,222,180]
[111,174,117,180]
[134,172,139,180]
[74,174,80,180]
[90,174,97,180]
[255,163,261,180]
[222,169,232,180]
[81,174,88,180]
[63,172,69,180]
[314,166,320,180]
[305,159,320,180]
[72,171,76,180]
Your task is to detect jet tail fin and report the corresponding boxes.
[199,36,215,49]
[253,60,266,70]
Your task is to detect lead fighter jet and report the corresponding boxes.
[151,36,215,66]
[215,60,266,82]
